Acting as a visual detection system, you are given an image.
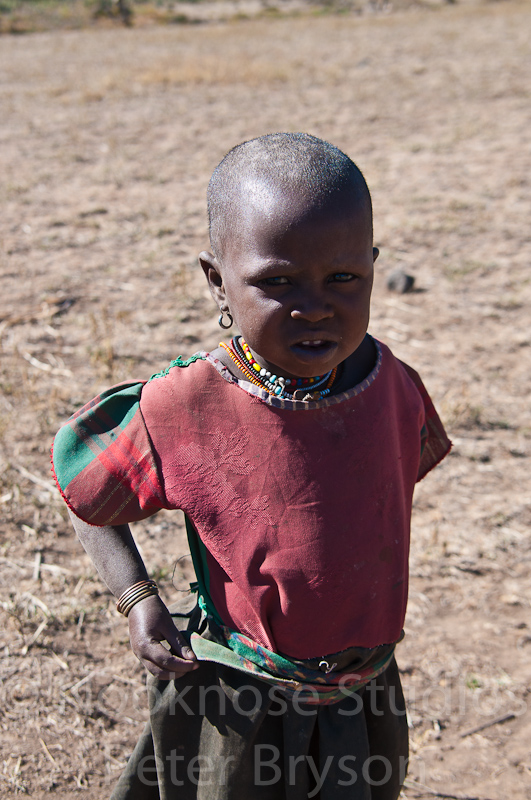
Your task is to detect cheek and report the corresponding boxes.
[355,282,373,314]
[340,298,371,341]
[243,293,279,322]
[224,289,257,332]
[235,299,283,344]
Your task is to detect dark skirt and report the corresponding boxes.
[110,603,408,800]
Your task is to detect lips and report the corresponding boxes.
[294,337,336,349]
[290,339,338,363]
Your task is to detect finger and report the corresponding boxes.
[163,626,196,662]
[138,640,199,675]
[141,658,198,680]
[141,655,200,680]
[138,602,197,661]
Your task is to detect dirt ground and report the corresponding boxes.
[1,2,530,797]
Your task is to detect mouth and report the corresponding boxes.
[290,339,338,363]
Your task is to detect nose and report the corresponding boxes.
[290,286,333,323]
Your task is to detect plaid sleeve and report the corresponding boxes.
[51,382,168,525]
[399,362,452,481]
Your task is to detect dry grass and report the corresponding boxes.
[0,0,515,35]
[137,53,292,87]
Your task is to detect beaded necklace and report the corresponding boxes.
[219,337,338,401]
[233,337,333,394]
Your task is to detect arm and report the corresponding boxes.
[69,509,198,678]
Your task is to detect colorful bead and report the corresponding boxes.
[224,337,338,401]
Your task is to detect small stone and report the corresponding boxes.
[386,269,415,294]
[501,594,521,606]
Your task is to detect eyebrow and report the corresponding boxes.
[243,258,296,280]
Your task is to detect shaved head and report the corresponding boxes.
[207,132,372,261]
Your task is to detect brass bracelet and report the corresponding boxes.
[117,579,156,609]
[116,580,159,617]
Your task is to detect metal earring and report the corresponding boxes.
[218,309,233,330]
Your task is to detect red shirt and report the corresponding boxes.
[52,339,450,659]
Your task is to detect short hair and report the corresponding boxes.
[207,132,372,259]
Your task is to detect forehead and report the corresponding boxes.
[223,179,372,261]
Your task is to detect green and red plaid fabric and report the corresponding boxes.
[52,381,169,525]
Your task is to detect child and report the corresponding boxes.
[52,132,451,800]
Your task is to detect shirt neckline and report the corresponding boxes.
[201,337,383,411]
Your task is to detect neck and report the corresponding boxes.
[331,335,376,392]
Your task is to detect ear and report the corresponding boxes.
[372,247,379,263]
[199,251,226,309]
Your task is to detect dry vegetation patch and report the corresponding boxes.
[0,0,515,34]
[1,2,530,798]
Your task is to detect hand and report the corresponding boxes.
[127,594,199,679]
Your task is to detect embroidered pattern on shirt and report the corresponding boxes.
[148,353,205,382]
[171,428,273,532]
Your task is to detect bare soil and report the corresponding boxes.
[1,2,530,797]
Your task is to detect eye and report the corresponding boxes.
[330,272,355,283]
[261,276,290,286]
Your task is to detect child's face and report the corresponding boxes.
[201,190,377,379]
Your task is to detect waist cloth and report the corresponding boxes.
[189,586,399,705]
[110,595,408,800]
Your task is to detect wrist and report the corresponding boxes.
[116,580,159,616]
